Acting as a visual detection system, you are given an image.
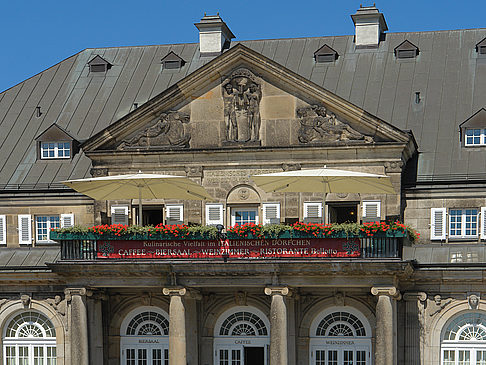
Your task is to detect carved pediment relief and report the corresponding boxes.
[297,105,373,144]
[83,45,412,154]
[117,110,191,150]
[222,68,262,144]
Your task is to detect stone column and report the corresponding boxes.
[265,287,290,365]
[163,287,187,365]
[402,292,427,365]
[371,287,401,365]
[65,288,91,365]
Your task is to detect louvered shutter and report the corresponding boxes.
[430,208,447,240]
[481,207,486,240]
[362,201,381,222]
[166,205,183,224]
[0,215,6,245]
[206,204,224,226]
[303,202,323,223]
[61,214,74,228]
[111,206,129,225]
[18,214,32,245]
[262,203,280,225]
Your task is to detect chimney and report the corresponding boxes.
[194,13,235,56]
[351,5,388,48]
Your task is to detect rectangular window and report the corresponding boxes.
[465,128,486,146]
[357,350,367,365]
[6,346,16,365]
[449,209,478,238]
[327,350,338,365]
[220,349,229,365]
[41,142,71,159]
[47,346,57,365]
[231,349,241,365]
[36,215,60,242]
[315,350,325,365]
[443,350,455,365]
[231,208,258,226]
[458,350,470,365]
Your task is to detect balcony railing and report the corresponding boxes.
[54,233,407,261]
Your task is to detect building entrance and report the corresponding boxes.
[214,307,270,365]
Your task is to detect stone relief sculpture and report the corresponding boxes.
[297,105,374,144]
[118,111,191,149]
[222,68,262,143]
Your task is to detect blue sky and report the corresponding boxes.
[1,1,485,92]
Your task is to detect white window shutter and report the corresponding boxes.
[262,203,280,225]
[111,206,129,225]
[431,208,447,240]
[481,207,486,240]
[304,202,322,218]
[166,205,183,224]
[362,201,381,222]
[206,204,224,226]
[61,214,74,228]
[0,215,6,245]
[18,214,32,245]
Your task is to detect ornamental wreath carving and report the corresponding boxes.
[117,111,191,149]
[222,68,262,143]
[297,105,374,144]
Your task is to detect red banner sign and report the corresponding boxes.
[97,238,361,259]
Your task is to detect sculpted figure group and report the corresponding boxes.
[297,105,374,144]
[223,69,262,143]
[118,111,191,149]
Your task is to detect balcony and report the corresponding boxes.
[51,222,413,261]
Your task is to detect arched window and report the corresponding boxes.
[441,312,486,365]
[214,306,270,365]
[3,311,57,364]
[120,307,169,365]
[310,307,372,365]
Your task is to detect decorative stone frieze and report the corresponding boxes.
[20,294,31,308]
[185,166,203,178]
[384,161,404,173]
[468,293,480,310]
[429,295,452,316]
[46,295,67,316]
[90,168,108,177]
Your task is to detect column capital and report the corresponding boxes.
[402,292,427,302]
[264,287,290,296]
[371,286,400,299]
[64,288,92,302]
[163,287,187,296]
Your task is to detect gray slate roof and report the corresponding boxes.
[1,29,486,190]
[0,248,60,268]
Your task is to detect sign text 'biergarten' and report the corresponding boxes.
[97,238,360,259]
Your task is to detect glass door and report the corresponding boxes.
[313,348,368,365]
[123,346,168,365]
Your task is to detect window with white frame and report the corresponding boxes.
[465,128,486,146]
[441,312,486,365]
[35,216,60,242]
[231,207,258,226]
[3,311,57,365]
[431,207,486,240]
[40,142,71,159]
[166,204,183,225]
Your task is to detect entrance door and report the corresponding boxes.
[217,347,265,365]
[123,346,168,365]
[313,348,368,365]
[245,347,264,365]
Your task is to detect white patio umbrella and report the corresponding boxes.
[61,172,214,224]
[251,167,395,221]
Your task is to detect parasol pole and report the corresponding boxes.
[138,184,143,226]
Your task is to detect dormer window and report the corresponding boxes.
[476,37,486,55]
[161,51,185,70]
[459,109,486,147]
[314,44,339,63]
[87,55,112,73]
[394,40,419,59]
[41,142,71,158]
[35,124,79,160]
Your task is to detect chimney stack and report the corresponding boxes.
[351,5,388,48]
[194,13,235,56]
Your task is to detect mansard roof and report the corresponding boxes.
[0,28,485,189]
